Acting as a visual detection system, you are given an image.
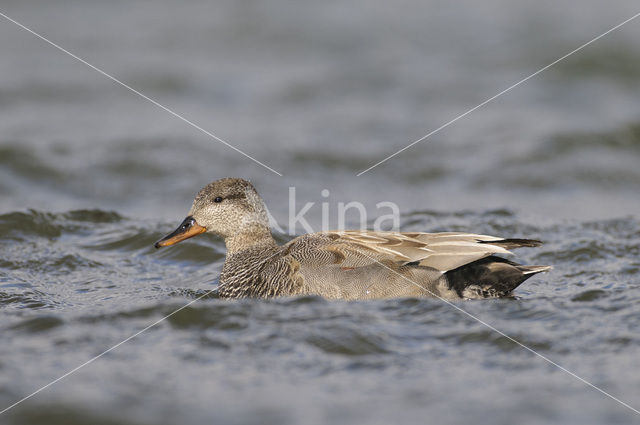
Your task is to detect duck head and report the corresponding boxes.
[154,178,272,250]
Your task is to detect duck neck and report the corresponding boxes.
[224,224,277,256]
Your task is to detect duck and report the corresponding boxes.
[155,178,551,300]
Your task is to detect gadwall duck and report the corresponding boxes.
[155,178,550,300]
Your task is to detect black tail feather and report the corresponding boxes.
[445,256,550,299]
[480,238,543,249]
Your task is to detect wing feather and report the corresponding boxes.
[322,231,521,272]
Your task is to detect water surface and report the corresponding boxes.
[1,1,640,424]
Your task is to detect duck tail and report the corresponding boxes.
[444,256,551,299]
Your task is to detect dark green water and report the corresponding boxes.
[1,1,640,424]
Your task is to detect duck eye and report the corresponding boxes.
[214,196,223,203]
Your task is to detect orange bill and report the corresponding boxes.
[154,216,206,248]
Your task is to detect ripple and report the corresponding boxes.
[554,45,640,82]
[0,290,60,310]
[292,150,387,171]
[9,316,64,333]
[0,145,67,183]
[471,121,640,191]
[167,304,250,330]
[443,330,553,353]
[305,327,391,355]
[571,289,608,302]
[0,209,123,241]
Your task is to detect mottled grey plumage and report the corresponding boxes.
[156,178,551,300]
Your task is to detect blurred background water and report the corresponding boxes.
[1,1,639,424]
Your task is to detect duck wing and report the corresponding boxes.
[305,231,539,272]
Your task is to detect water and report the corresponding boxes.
[1,1,640,424]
